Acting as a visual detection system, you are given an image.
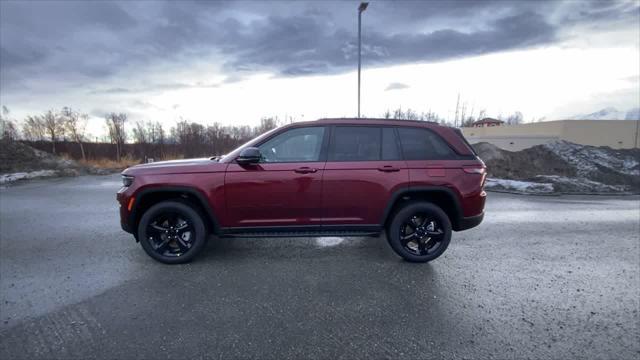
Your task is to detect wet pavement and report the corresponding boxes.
[1,175,639,359]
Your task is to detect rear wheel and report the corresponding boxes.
[387,202,452,263]
[137,200,207,264]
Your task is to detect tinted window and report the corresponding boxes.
[397,128,458,160]
[258,127,325,162]
[329,126,380,161]
[382,127,401,160]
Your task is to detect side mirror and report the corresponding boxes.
[236,147,261,165]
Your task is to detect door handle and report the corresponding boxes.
[294,167,318,174]
[378,165,400,172]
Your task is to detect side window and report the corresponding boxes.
[397,128,458,160]
[329,126,381,161]
[382,127,401,160]
[258,127,325,163]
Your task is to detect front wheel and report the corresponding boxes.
[137,200,207,264]
[387,202,452,263]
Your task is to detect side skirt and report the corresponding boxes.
[219,225,382,238]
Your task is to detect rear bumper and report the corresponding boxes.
[456,212,484,231]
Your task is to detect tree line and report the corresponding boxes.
[0,106,282,162]
[1,104,525,163]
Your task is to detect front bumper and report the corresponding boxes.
[456,212,484,231]
[117,188,134,234]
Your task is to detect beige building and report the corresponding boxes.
[461,120,640,151]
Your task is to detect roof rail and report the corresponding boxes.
[317,117,440,125]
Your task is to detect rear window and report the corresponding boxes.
[397,127,458,160]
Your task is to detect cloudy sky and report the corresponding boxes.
[1,0,639,136]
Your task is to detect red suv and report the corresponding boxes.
[117,118,486,264]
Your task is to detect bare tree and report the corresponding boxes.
[61,107,88,161]
[105,113,127,162]
[22,115,46,141]
[506,111,524,125]
[477,109,487,121]
[42,110,63,154]
[257,117,278,134]
[454,93,461,127]
[392,107,404,119]
[0,106,19,140]
[132,121,148,144]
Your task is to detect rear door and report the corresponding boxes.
[321,126,408,227]
[397,126,465,187]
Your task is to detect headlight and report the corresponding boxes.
[122,175,134,187]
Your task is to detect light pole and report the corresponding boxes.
[358,2,368,118]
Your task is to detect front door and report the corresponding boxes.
[224,126,327,228]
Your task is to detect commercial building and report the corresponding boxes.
[461,120,640,151]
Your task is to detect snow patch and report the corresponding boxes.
[534,175,629,193]
[315,237,344,247]
[567,107,638,120]
[485,178,554,193]
[0,170,58,184]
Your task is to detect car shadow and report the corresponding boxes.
[195,234,398,263]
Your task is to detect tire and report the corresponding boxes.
[137,200,208,264]
[386,202,452,263]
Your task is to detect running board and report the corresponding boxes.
[219,226,381,238]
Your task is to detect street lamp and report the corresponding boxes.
[358,2,368,118]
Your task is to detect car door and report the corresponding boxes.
[224,126,327,228]
[321,126,409,227]
[397,127,463,188]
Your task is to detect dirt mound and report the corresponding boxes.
[0,139,109,183]
[1,139,74,173]
[473,140,640,193]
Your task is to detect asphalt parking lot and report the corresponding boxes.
[0,174,638,359]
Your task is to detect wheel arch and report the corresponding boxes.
[130,186,221,237]
[382,187,464,231]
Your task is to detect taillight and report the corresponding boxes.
[463,167,486,174]
[464,166,487,187]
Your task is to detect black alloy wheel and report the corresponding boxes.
[387,202,452,263]
[399,214,445,256]
[138,200,207,264]
[146,213,195,257]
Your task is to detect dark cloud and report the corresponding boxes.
[563,0,639,24]
[385,83,409,91]
[0,0,637,91]
[88,82,220,95]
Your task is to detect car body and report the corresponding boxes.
[117,118,486,263]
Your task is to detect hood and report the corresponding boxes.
[122,157,227,176]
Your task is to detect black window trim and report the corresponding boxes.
[250,124,470,164]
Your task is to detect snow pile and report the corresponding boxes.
[543,140,639,177]
[569,107,639,120]
[474,141,639,194]
[0,170,58,184]
[534,175,628,193]
[485,178,554,194]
